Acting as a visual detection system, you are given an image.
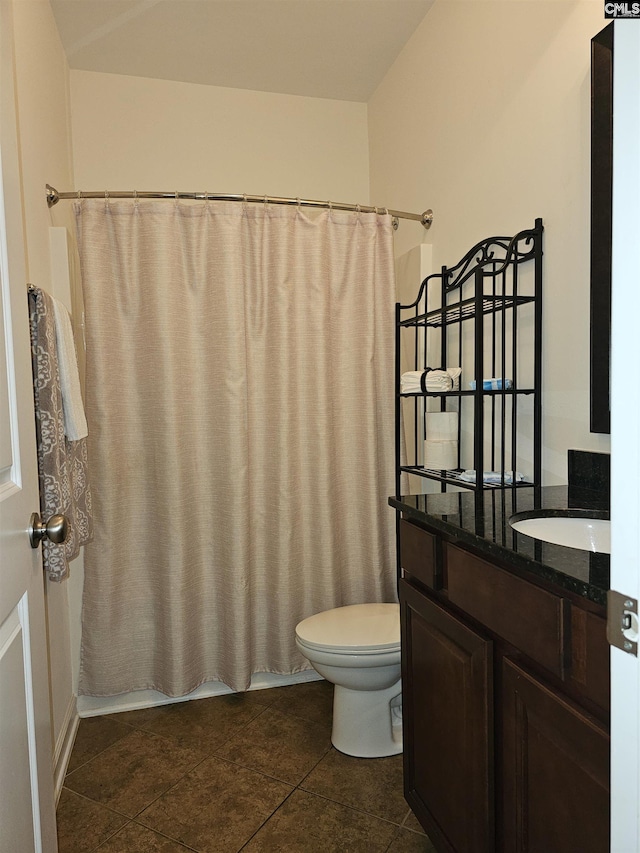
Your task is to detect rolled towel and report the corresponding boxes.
[446,368,462,390]
[401,367,461,394]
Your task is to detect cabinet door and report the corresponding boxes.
[400,579,494,853]
[502,657,609,853]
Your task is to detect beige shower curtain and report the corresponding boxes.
[76,199,397,696]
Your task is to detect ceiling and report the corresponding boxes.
[50,0,433,102]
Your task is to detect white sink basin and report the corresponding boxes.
[509,514,610,554]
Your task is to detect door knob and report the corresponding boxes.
[28,512,69,548]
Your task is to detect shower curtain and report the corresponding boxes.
[76,199,397,696]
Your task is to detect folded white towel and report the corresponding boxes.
[446,368,462,389]
[52,297,88,441]
[401,367,461,394]
[401,370,450,393]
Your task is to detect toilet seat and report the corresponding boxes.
[295,603,400,655]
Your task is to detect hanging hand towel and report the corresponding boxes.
[29,286,93,581]
[52,296,88,440]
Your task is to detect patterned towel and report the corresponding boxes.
[28,286,93,581]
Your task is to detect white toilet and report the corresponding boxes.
[295,602,402,758]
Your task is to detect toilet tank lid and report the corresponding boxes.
[295,603,400,650]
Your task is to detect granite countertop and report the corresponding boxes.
[389,485,609,606]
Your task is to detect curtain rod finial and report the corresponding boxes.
[46,184,59,208]
[421,209,434,230]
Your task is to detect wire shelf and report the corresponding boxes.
[399,388,536,398]
[399,294,536,329]
[399,466,537,490]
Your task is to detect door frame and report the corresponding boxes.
[0,0,58,848]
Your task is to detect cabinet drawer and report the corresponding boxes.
[399,519,439,589]
[446,544,570,678]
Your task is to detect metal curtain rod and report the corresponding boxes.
[45,184,433,229]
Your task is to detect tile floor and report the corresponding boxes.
[57,679,436,852]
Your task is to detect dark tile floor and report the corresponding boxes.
[57,680,436,852]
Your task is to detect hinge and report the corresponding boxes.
[607,590,638,656]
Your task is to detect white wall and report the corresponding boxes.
[69,70,370,203]
[11,0,78,785]
[369,0,611,483]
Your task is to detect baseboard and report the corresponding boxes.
[53,696,79,802]
[76,669,322,718]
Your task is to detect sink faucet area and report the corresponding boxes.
[509,510,611,554]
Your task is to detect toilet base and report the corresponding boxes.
[331,678,403,758]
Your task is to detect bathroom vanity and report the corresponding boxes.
[391,486,610,853]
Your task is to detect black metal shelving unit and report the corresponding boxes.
[394,219,543,509]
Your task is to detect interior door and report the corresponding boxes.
[610,20,640,853]
[0,1,58,850]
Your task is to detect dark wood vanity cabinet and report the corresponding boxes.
[502,658,609,853]
[401,581,494,853]
[398,518,610,853]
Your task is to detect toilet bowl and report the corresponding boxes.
[295,603,402,758]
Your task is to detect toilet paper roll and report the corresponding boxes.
[424,439,458,470]
[424,412,458,469]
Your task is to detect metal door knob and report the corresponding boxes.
[28,512,69,548]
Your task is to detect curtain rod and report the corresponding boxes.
[45,184,433,229]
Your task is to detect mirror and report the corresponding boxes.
[590,23,613,434]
